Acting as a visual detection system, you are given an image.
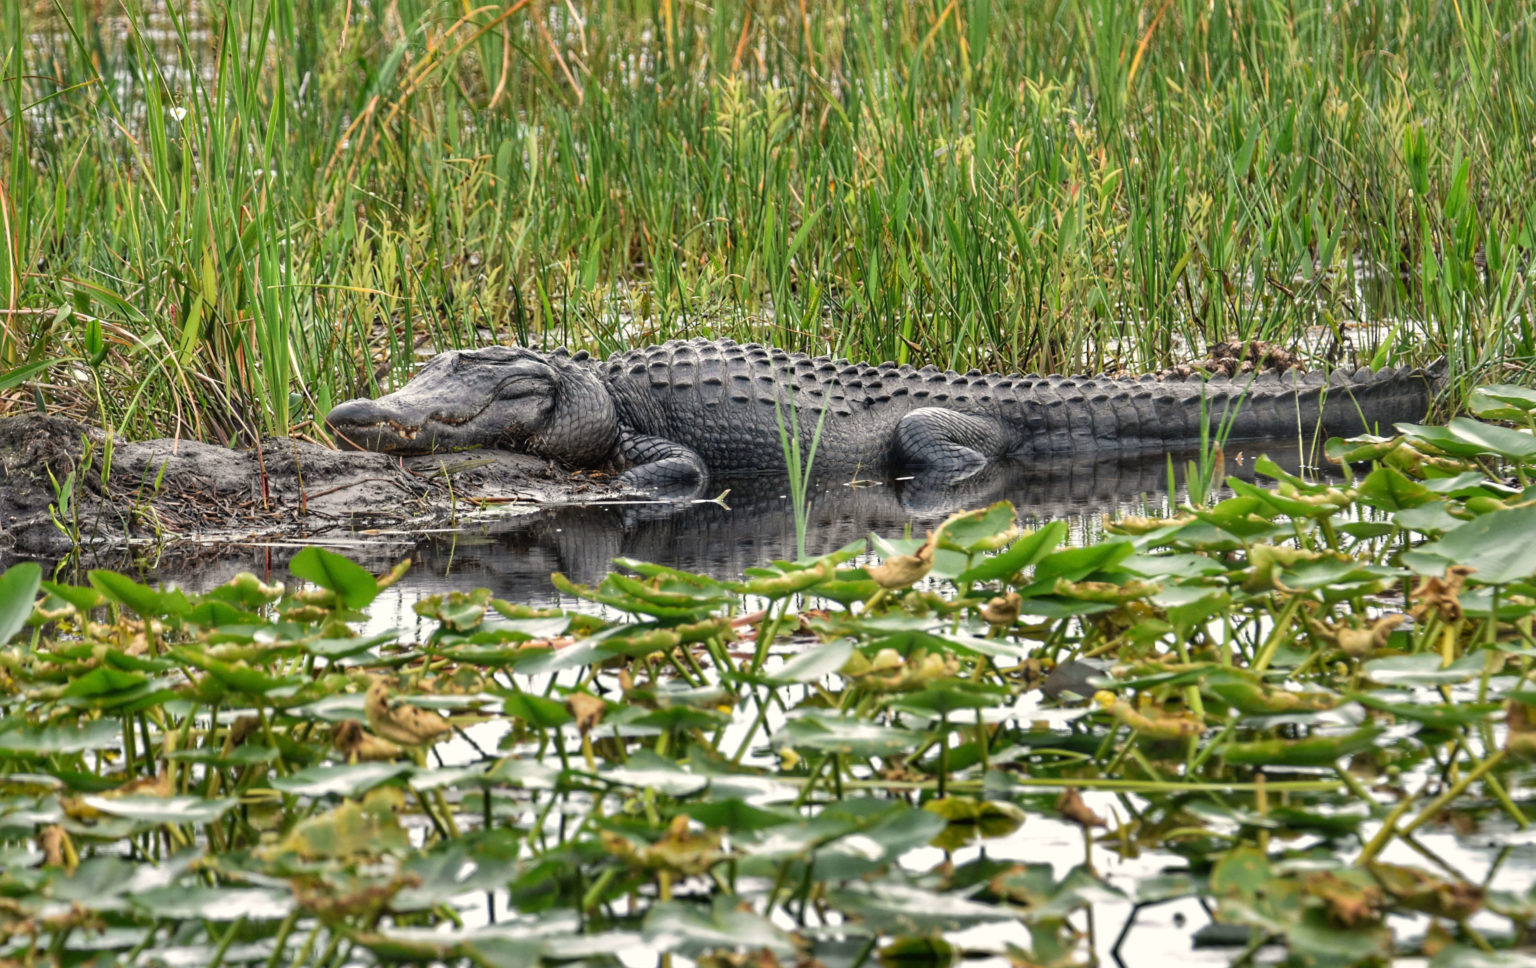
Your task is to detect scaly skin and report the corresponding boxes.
[325,338,1440,492]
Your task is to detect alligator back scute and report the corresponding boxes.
[586,337,1439,478]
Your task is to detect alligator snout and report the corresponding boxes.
[326,399,378,447]
[326,398,426,453]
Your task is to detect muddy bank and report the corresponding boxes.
[0,414,623,556]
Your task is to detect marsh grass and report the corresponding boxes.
[1,0,1532,442]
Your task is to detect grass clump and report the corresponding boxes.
[1,0,1531,443]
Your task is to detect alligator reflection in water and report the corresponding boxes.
[395,439,1326,605]
[41,439,1325,608]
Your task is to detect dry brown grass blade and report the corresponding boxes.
[326,1,534,202]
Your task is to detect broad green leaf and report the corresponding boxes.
[88,570,189,618]
[773,711,929,758]
[1209,845,1272,899]
[1348,692,1501,728]
[828,882,1015,932]
[503,692,575,728]
[269,787,410,858]
[889,681,1007,717]
[130,885,290,921]
[39,580,105,613]
[0,720,120,755]
[289,546,380,608]
[1363,652,1487,687]
[1356,465,1433,511]
[80,794,236,824]
[1402,505,1536,583]
[1397,422,1506,457]
[1219,727,1382,767]
[169,646,303,695]
[679,798,794,832]
[271,762,415,798]
[752,637,856,685]
[60,666,148,698]
[957,520,1068,582]
[643,899,795,955]
[933,501,1019,553]
[0,562,41,646]
[1469,384,1536,420]
[1430,946,1536,968]
[1443,417,1536,459]
[598,752,709,796]
[1024,540,1136,590]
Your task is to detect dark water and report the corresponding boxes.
[38,439,1331,610]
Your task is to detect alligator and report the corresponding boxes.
[325,338,1440,492]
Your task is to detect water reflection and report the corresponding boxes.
[54,438,1333,610]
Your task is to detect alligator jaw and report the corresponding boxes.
[325,399,486,455]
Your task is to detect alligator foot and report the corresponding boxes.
[892,407,1013,479]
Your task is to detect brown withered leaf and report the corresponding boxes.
[1367,862,1484,921]
[867,531,938,589]
[1308,613,1406,659]
[697,948,785,968]
[1409,565,1476,623]
[601,814,721,877]
[365,677,452,747]
[114,767,173,799]
[1303,870,1385,928]
[223,714,263,753]
[979,592,1021,627]
[1095,692,1205,739]
[1421,920,1455,958]
[36,825,72,871]
[1508,698,1536,758]
[1056,788,1105,829]
[566,692,607,735]
[333,719,405,762]
[867,552,933,589]
[843,647,960,693]
[293,872,416,922]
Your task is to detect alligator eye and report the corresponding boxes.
[495,374,551,399]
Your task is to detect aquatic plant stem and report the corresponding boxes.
[1251,595,1305,676]
[1362,752,1509,862]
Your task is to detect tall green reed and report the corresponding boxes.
[2,0,1529,442]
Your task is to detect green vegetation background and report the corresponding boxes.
[1,0,1530,443]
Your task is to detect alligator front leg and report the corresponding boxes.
[892,408,1014,478]
[616,430,708,498]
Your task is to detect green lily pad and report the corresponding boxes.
[1362,652,1487,687]
[773,711,929,758]
[79,794,236,824]
[957,520,1067,582]
[828,882,1016,932]
[1402,505,1536,583]
[271,762,415,798]
[0,720,121,755]
[130,884,291,921]
[643,899,795,955]
[0,562,41,646]
[290,546,380,609]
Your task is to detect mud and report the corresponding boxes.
[0,414,623,556]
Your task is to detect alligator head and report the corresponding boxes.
[326,346,619,467]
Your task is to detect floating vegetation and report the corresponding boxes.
[10,400,1536,966]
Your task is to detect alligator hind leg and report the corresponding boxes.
[892,408,1013,479]
[616,430,708,498]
